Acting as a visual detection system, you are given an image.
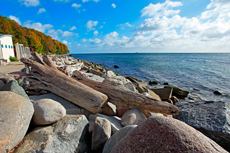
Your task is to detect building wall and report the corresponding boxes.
[0,35,15,62]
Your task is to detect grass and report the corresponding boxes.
[9,56,19,61]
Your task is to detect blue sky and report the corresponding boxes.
[1,0,230,53]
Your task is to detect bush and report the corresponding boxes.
[9,56,19,61]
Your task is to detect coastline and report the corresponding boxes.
[0,54,229,152]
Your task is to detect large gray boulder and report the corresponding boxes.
[103,125,137,153]
[0,80,4,88]
[111,116,227,153]
[175,101,230,151]
[92,117,111,151]
[102,76,136,92]
[29,93,90,117]
[0,72,14,84]
[102,70,116,78]
[82,72,105,82]
[121,108,147,126]
[33,99,66,125]
[89,114,123,134]
[14,115,90,153]
[0,80,29,99]
[0,91,34,153]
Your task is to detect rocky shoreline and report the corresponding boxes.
[0,54,229,153]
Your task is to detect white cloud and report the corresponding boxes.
[94,30,99,35]
[93,0,100,2]
[84,0,230,52]
[100,26,103,28]
[62,31,74,37]
[19,0,40,7]
[24,21,53,33]
[77,44,81,47]
[70,26,77,31]
[117,22,134,29]
[111,3,116,8]
[72,3,81,8]
[82,38,87,42]
[63,40,68,44]
[141,0,182,17]
[86,20,98,30]
[47,29,63,40]
[38,8,46,14]
[9,15,21,25]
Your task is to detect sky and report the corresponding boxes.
[1,0,230,53]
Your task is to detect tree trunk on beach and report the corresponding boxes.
[20,53,108,114]
[72,71,179,115]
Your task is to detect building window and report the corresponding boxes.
[1,44,3,48]
[5,45,7,48]
[8,45,10,48]
[11,45,13,48]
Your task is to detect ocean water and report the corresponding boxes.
[71,53,230,102]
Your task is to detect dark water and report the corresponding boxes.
[71,53,230,102]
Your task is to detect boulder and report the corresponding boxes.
[33,99,66,125]
[92,117,111,150]
[89,68,104,77]
[102,76,136,92]
[102,70,116,78]
[175,101,230,151]
[125,76,147,93]
[150,87,172,100]
[213,90,222,95]
[148,89,161,101]
[14,115,90,153]
[89,114,123,134]
[0,80,4,88]
[18,76,29,89]
[82,72,105,82]
[0,80,29,99]
[111,116,227,153]
[165,86,189,98]
[114,65,119,68]
[117,107,130,117]
[64,60,72,65]
[149,81,158,85]
[121,108,147,126]
[0,91,34,153]
[171,96,179,104]
[102,102,117,116]
[0,72,14,84]
[103,125,137,153]
[29,93,90,117]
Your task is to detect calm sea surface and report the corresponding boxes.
[71,53,230,102]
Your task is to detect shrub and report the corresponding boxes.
[9,56,19,61]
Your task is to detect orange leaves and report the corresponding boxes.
[0,15,69,55]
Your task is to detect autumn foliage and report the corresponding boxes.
[0,15,69,55]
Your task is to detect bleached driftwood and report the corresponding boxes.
[20,53,108,114]
[72,71,179,115]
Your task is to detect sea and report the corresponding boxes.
[71,53,230,103]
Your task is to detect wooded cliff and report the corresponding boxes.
[0,15,69,55]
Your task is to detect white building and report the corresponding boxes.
[0,34,15,63]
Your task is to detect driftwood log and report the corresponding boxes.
[20,53,108,114]
[72,71,179,115]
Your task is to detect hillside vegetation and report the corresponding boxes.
[0,15,69,55]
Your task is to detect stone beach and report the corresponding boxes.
[0,54,229,153]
